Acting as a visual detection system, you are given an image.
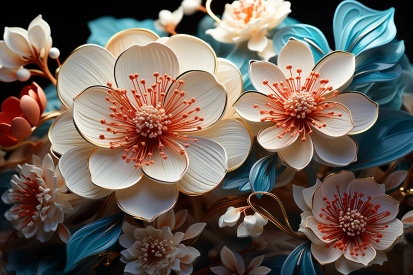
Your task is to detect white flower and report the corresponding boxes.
[210,246,271,275]
[293,171,403,274]
[0,15,52,68]
[119,209,205,275]
[218,206,268,238]
[181,0,202,15]
[155,7,184,34]
[1,154,73,243]
[206,0,291,57]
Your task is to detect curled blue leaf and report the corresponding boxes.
[272,24,330,63]
[64,212,124,273]
[344,108,413,171]
[333,0,396,55]
[249,154,278,196]
[87,16,167,46]
[281,242,321,275]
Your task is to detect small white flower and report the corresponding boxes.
[237,212,268,238]
[181,0,202,15]
[119,209,205,275]
[154,7,184,34]
[2,154,73,243]
[210,246,271,275]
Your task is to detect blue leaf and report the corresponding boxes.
[280,242,309,275]
[44,84,61,112]
[344,108,413,171]
[272,24,330,63]
[298,245,322,275]
[86,16,167,46]
[350,64,402,86]
[333,0,396,56]
[249,154,278,196]
[64,212,124,273]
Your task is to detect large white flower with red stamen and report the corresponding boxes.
[233,39,378,170]
[1,154,73,243]
[50,29,251,221]
[293,171,403,274]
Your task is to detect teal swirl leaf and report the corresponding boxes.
[281,242,321,275]
[344,108,413,171]
[333,0,396,55]
[250,154,278,196]
[261,254,288,275]
[272,24,330,63]
[64,212,124,273]
[87,16,167,46]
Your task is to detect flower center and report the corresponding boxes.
[11,176,49,227]
[253,65,340,142]
[317,186,390,257]
[99,72,203,168]
[233,0,265,24]
[135,236,175,270]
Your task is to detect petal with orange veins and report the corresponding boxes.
[57,44,116,109]
[278,38,314,82]
[257,125,298,152]
[312,133,357,167]
[164,70,227,131]
[141,137,188,183]
[116,177,178,222]
[249,60,287,96]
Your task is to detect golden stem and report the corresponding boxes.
[206,0,222,24]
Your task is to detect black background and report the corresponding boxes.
[0,0,411,102]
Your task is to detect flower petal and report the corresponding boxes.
[57,44,115,109]
[220,246,244,274]
[257,125,298,151]
[142,137,188,183]
[293,184,311,212]
[346,177,383,199]
[89,147,142,189]
[28,25,46,53]
[164,70,227,130]
[59,145,114,199]
[182,223,206,241]
[216,58,243,120]
[250,61,287,96]
[369,219,403,251]
[177,137,227,195]
[311,242,343,265]
[334,92,378,134]
[210,266,232,275]
[248,34,268,53]
[369,194,400,223]
[164,34,216,74]
[278,137,313,171]
[320,171,355,201]
[344,244,376,266]
[385,170,408,191]
[20,95,40,125]
[0,41,27,68]
[302,215,325,245]
[303,179,322,209]
[193,119,252,171]
[233,91,277,122]
[114,42,179,93]
[278,38,314,82]
[10,117,32,140]
[335,256,363,275]
[116,176,178,221]
[402,210,413,227]
[106,28,159,57]
[73,85,126,148]
[4,27,32,57]
[49,110,90,156]
[313,51,355,91]
[311,102,354,138]
[312,133,357,167]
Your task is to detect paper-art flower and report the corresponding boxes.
[119,208,204,275]
[0,82,47,147]
[1,153,73,243]
[234,39,379,170]
[293,171,403,274]
[51,29,251,221]
[206,0,291,58]
[181,0,203,15]
[210,246,271,275]
[218,206,268,238]
[0,15,52,71]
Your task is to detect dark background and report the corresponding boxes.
[0,0,411,102]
